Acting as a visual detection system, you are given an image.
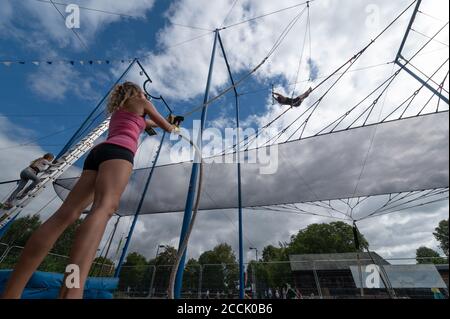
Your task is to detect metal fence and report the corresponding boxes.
[113,258,449,300]
[0,245,448,300]
[0,245,114,274]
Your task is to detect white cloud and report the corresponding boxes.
[27,63,96,101]
[0,0,448,266]
[2,0,156,51]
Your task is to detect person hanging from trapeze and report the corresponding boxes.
[272,87,313,107]
[2,153,55,210]
[1,81,180,299]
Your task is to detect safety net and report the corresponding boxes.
[54,111,449,216]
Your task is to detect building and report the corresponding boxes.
[289,252,448,299]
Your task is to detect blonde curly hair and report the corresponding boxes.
[107,81,143,114]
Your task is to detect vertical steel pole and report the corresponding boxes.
[198,265,203,299]
[217,32,245,299]
[396,0,422,60]
[114,131,167,277]
[312,261,323,299]
[174,30,219,298]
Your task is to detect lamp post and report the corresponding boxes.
[155,244,166,260]
[250,247,258,262]
[249,247,258,298]
[149,244,166,298]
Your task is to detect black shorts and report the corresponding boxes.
[83,143,134,171]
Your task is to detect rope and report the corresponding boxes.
[0,124,80,151]
[27,0,139,18]
[167,132,204,299]
[382,58,449,122]
[290,4,310,99]
[436,71,449,112]
[239,61,395,97]
[218,1,419,155]
[411,28,449,48]
[219,0,314,31]
[0,180,20,186]
[347,66,397,219]
[220,0,240,28]
[180,6,309,119]
[170,23,214,32]
[48,0,89,51]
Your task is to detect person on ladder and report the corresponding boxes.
[1,81,178,299]
[2,153,55,210]
[273,87,313,107]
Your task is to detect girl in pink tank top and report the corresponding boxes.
[2,81,175,299]
[104,109,146,155]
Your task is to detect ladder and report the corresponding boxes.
[0,118,111,229]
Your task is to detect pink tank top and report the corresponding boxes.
[103,109,146,155]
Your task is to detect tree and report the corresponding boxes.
[148,246,178,296]
[52,219,83,256]
[433,219,449,257]
[416,247,447,264]
[0,215,41,247]
[0,216,41,270]
[118,252,150,296]
[262,245,288,262]
[183,258,201,297]
[90,256,115,277]
[199,244,239,295]
[254,222,369,290]
[0,216,88,272]
[287,222,368,255]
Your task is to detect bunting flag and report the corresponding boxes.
[0,59,135,67]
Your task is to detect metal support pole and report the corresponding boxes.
[251,263,257,299]
[217,31,245,299]
[395,59,449,105]
[114,132,167,277]
[174,30,219,299]
[353,221,365,298]
[312,261,323,299]
[97,216,121,276]
[148,265,157,298]
[394,0,448,104]
[57,59,137,159]
[147,244,164,298]
[396,0,422,60]
[198,265,203,299]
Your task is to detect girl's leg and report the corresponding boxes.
[59,160,132,299]
[6,171,30,203]
[1,171,97,299]
[18,170,41,198]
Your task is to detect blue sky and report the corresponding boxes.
[0,0,294,157]
[0,0,448,261]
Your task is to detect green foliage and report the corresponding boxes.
[143,246,178,296]
[416,246,447,264]
[287,222,368,255]
[90,256,115,277]
[251,222,369,289]
[118,252,151,296]
[183,258,201,295]
[52,219,83,256]
[199,244,239,293]
[0,216,104,275]
[433,219,449,257]
[0,215,41,247]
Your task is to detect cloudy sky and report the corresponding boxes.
[0,0,449,266]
